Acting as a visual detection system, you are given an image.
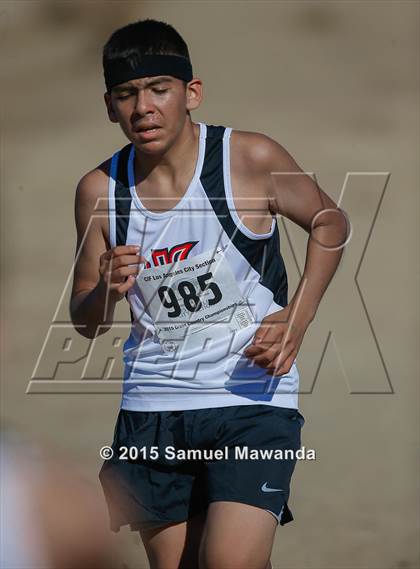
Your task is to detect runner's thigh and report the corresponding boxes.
[199,501,277,569]
[140,510,207,569]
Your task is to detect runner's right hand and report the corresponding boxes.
[98,245,146,302]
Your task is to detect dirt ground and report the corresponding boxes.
[1,1,419,568]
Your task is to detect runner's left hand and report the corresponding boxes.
[244,304,312,377]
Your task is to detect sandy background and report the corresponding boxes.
[1,1,419,568]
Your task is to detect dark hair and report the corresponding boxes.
[103,19,191,70]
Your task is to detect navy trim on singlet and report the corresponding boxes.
[200,125,288,307]
[115,144,133,248]
[113,144,134,322]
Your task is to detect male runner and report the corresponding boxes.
[70,19,348,569]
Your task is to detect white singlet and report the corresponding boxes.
[107,122,300,411]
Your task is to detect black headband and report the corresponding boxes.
[104,54,193,91]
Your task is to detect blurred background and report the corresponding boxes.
[1,1,418,568]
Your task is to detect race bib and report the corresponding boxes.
[136,247,255,352]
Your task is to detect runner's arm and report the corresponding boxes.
[253,134,349,323]
[69,166,117,339]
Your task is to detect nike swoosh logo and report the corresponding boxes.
[261,482,284,493]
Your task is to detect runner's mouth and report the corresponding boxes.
[135,125,162,133]
[135,127,162,141]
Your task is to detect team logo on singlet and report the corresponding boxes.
[144,241,198,269]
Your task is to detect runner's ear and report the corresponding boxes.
[104,92,118,123]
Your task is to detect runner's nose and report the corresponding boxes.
[135,90,154,117]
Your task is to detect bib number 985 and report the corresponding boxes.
[158,272,222,317]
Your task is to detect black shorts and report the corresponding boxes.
[99,404,305,532]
